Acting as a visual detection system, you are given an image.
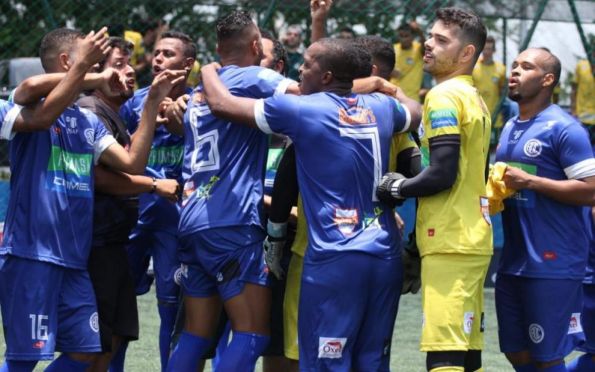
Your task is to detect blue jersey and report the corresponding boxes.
[121,86,188,233]
[254,92,411,261]
[585,209,595,284]
[496,104,595,279]
[178,65,293,238]
[0,102,114,269]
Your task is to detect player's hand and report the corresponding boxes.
[376,77,399,96]
[167,94,190,126]
[147,69,187,103]
[310,0,333,20]
[156,97,174,126]
[78,27,111,69]
[155,178,180,202]
[201,62,222,75]
[401,238,421,295]
[377,172,406,209]
[263,236,285,280]
[394,211,405,234]
[99,68,127,96]
[503,165,533,190]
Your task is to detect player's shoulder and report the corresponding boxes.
[427,77,470,102]
[540,104,580,129]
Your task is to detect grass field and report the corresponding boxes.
[0,287,530,371]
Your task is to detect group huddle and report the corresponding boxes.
[0,2,594,372]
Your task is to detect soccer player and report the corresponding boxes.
[164,11,297,372]
[495,47,595,372]
[377,8,492,372]
[118,30,195,372]
[390,21,425,102]
[260,29,287,75]
[472,36,506,129]
[0,27,183,372]
[571,47,594,143]
[200,35,417,370]
[281,24,304,81]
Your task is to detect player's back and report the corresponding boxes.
[416,76,492,256]
[179,65,292,236]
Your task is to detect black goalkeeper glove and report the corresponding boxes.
[401,232,421,295]
[376,172,407,208]
[263,220,287,280]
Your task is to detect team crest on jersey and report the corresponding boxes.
[338,106,377,125]
[334,208,359,236]
[418,122,425,139]
[528,323,544,344]
[89,312,99,333]
[480,197,491,225]
[463,312,475,334]
[523,139,542,157]
[84,128,95,147]
[568,313,583,335]
[318,337,347,359]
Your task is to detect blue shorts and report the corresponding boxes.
[0,255,101,360]
[298,252,402,372]
[178,226,269,302]
[127,227,180,303]
[495,274,584,361]
[578,284,595,353]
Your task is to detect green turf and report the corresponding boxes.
[0,287,583,371]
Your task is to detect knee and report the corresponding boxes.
[426,351,466,371]
[534,359,564,370]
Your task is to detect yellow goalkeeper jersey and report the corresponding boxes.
[416,75,493,256]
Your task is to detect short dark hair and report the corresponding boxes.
[160,30,197,59]
[39,28,84,72]
[537,48,561,86]
[485,35,496,47]
[316,38,372,83]
[354,35,395,80]
[397,23,413,33]
[338,27,356,38]
[435,7,487,62]
[260,29,288,75]
[216,10,255,42]
[97,37,133,71]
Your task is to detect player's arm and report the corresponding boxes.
[310,0,333,43]
[95,165,180,201]
[270,144,299,224]
[201,63,258,128]
[10,28,111,133]
[396,147,422,178]
[163,93,189,136]
[98,69,187,174]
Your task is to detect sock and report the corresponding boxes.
[567,354,595,372]
[215,332,270,372]
[44,354,91,372]
[158,303,178,371]
[538,362,568,372]
[514,364,537,372]
[108,340,128,372]
[0,361,37,372]
[166,331,211,372]
[212,321,232,371]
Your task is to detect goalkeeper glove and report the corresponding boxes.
[264,220,287,280]
[377,172,407,208]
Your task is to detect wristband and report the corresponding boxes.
[150,177,157,194]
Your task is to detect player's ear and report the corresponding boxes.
[371,64,379,77]
[460,44,476,65]
[184,58,195,72]
[58,53,72,72]
[542,72,555,88]
[321,71,333,85]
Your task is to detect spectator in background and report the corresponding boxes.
[571,42,595,144]
[336,26,356,40]
[472,36,506,129]
[390,21,425,102]
[281,24,304,81]
[260,29,288,75]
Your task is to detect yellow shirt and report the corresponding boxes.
[186,60,202,88]
[388,133,418,172]
[291,196,308,257]
[574,59,595,125]
[472,59,506,127]
[390,41,424,102]
[124,30,145,67]
[416,75,493,256]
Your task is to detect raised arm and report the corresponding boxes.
[98,69,186,174]
[201,63,258,127]
[12,27,111,133]
[310,0,333,43]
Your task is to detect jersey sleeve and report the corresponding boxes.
[422,89,461,139]
[387,96,411,133]
[558,123,595,180]
[254,94,300,139]
[0,100,22,141]
[243,67,296,98]
[86,111,116,165]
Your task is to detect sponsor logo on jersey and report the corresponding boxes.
[89,312,99,333]
[427,228,435,237]
[334,208,359,236]
[463,312,475,334]
[338,106,377,126]
[523,139,542,157]
[568,313,583,335]
[543,251,557,260]
[509,129,525,144]
[429,109,458,129]
[148,145,183,167]
[318,337,347,359]
[528,323,544,343]
[33,340,46,349]
[65,116,78,135]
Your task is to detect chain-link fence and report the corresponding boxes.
[0,0,594,220]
